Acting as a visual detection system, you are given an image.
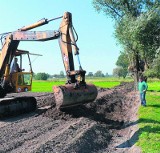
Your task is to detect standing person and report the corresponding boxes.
[138,76,148,106]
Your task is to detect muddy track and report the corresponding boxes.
[0,82,141,153]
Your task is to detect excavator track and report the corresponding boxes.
[0,86,6,98]
[0,97,37,118]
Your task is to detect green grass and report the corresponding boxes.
[147,81,160,92]
[86,77,131,88]
[92,81,120,88]
[86,76,132,82]
[32,77,127,92]
[136,82,160,153]
[32,80,65,92]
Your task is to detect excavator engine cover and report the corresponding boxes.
[53,84,97,108]
[0,97,37,118]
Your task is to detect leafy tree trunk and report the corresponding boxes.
[133,50,140,90]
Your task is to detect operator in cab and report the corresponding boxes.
[10,57,22,73]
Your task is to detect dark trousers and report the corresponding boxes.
[140,92,146,106]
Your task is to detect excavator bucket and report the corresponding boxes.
[0,97,37,118]
[53,83,97,109]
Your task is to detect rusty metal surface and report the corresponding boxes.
[53,84,98,108]
[59,12,74,76]
[0,34,19,78]
[13,31,60,41]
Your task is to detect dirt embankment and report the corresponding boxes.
[0,82,141,153]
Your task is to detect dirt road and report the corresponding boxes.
[0,82,141,153]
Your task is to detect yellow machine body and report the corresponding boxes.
[10,72,33,92]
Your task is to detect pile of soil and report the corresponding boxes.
[0,82,141,153]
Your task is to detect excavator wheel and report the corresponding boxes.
[0,97,37,118]
[53,83,97,109]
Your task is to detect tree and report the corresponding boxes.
[105,72,109,77]
[92,0,158,21]
[34,72,49,80]
[116,51,129,68]
[93,0,160,87]
[115,8,160,74]
[113,67,127,78]
[88,72,94,77]
[59,71,65,78]
[145,48,160,78]
[94,70,105,77]
[115,52,129,78]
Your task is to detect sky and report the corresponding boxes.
[0,0,121,75]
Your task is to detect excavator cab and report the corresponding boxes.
[8,50,33,93]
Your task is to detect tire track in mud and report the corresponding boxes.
[8,118,87,153]
[0,115,73,152]
[34,118,111,153]
[0,115,111,153]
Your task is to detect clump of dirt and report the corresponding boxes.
[2,82,140,153]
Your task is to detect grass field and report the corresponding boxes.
[32,77,126,92]
[32,77,160,152]
[32,80,65,92]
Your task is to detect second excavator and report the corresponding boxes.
[0,12,97,117]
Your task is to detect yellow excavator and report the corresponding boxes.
[0,12,97,117]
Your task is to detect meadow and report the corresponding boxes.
[32,77,160,153]
[32,77,131,92]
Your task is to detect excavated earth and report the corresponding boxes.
[0,82,141,153]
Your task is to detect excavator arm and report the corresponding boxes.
[54,12,97,108]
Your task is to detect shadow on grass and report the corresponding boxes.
[138,118,160,124]
[148,90,160,92]
[117,118,160,148]
[117,125,160,148]
[146,104,160,108]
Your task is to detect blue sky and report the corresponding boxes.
[0,0,121,75]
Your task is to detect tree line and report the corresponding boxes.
[33,70,111,80]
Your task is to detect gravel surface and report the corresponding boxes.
[0,82,141,153]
